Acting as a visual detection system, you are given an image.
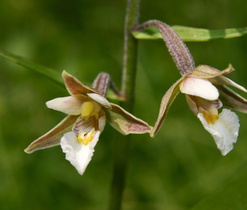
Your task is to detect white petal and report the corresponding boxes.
[180,77,219,100]
[98,115,106,132]
[46,96,83,115]
[87,93,112,108]
[61,131,101,175]
[222,77,247,93]
[197,109,240,155]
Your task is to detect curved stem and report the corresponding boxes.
[138,20,195,76]
[108,0,140,209]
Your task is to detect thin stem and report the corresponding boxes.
[138,20,195,76]
[121,0,140,104]
[108,0,140,209]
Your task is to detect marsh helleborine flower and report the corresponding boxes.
[140,20,247,155]
[25,71,151,175]
[152,65,247,155]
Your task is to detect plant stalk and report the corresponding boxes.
[108,0,140,209]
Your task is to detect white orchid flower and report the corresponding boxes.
[25,71,152,175]
[152,65,247,155]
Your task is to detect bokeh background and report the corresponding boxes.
[0,0,247,209]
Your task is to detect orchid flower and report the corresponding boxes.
[151,64,247,156]
[25,71,151,175]
[138,20,247,155]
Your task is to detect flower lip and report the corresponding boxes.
[61,131,101,175]
[197,109,239,156]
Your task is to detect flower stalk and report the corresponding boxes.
[137,20,195,76]
[108,0,140,209]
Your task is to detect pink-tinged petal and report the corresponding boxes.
[180,77,219,100]
[72,113,106,136]
[189,64,234,79]
[87,93,112,108]
[211,99,223,109]
[151,78,183,136]
[72,116,95,136]
[197,109,239,156]
[24,115,78,154]
[62,71,97,95]
[46,95,86,115]
[217,85,247,113]
[91,72,110,96]
[60,130,100,175]
[106,103,152,135]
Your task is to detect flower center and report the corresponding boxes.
[80,101,101,119]
[77,128,95,145]
[81,101,95,117]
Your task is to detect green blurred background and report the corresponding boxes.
[0,0,247,209]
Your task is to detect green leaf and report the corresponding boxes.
[133,25,247,42]
[0,49,125,101]
[0,49,63,85]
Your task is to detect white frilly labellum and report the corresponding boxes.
[198,109,240,156]
[180,77,219,101]
[61,131,100,175]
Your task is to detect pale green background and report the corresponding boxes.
[0,0,247,209]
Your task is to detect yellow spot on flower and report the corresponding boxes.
[201,110,218,124]
[81,102,94,117]
[77,129,95,145]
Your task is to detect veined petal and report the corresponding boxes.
[217,85,247,113]
[197,109,240,156]
[24,115,78,154]
[46,95,86,115]
[211,75,247,93]
[151,77,183,136]
[106,103,152,135]
[62,71,98,95]
[87,93,112,108]
[72,116,95,136]
[61,130,100,175]
[180,77,219,100]
[91,72,110,96]
[188,64,234,79]
[72,113,106,136]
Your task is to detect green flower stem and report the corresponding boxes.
[121,0,140,107]
[108,0,140,209]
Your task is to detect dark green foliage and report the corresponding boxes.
[0,0,247,209]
